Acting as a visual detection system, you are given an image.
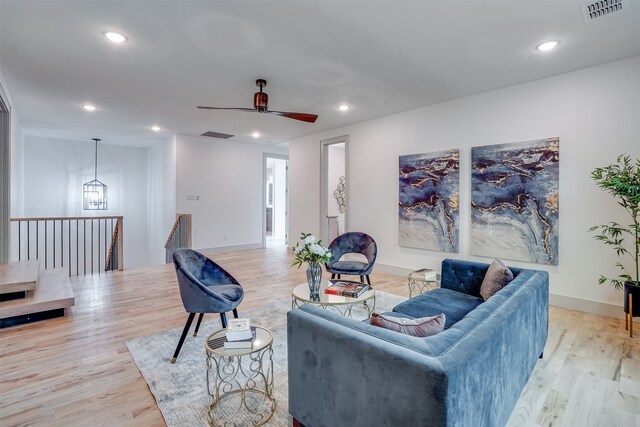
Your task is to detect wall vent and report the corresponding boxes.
[582,0,623,21]
[201,131,234,139]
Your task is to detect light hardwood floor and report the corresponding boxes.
[0,246,638,426]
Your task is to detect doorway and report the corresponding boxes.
[320,136,348,246]
[0,86,10,264]
[263,154,289,249]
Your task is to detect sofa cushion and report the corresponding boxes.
[480,259,514,300]
[392,288,483,329]
[370,312,446,337]
[327,260,369,274]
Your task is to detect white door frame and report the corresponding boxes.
[320,135,349,246]
[0,84,10,264]
[262,153,289,248]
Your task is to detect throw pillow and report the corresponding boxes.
[480,259,514,301]
[370,312,445,337]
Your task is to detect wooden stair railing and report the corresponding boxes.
[105,217,124,272]
[165,214,192,263]
[10,216,124,276]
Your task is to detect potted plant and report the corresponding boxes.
[589,154,640,322]
[291,233,332,299]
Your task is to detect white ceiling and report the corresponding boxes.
[1,0,639,147]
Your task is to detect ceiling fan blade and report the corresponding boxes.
[197,106,257,112]
[267,111,318,123]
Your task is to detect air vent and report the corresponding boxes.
[201,131,234,139]
[582,0,623,21]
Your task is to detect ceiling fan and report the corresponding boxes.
[197,79,318,123]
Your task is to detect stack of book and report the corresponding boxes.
[409,268,438,282]
[324,280,372,298]
[210,318,256,350]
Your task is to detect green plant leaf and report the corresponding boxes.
[589,153,640,289]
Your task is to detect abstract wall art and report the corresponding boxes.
[471,137,559,265]
[399,149,460,252]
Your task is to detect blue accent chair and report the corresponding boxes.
[325,232,377,285]
[171,248,244,363]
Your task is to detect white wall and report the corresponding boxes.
[147,135,177,264]
[289,55,640,314]
[22,135,150,268]
[175,134,287,250]
[9,102,22,218]
[290,138,321,241]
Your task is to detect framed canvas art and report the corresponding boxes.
[399,149,460,252]
[471,137,559,265]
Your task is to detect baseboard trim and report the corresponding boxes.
[549,293,637,323]
[374,263,637,323]
[197,243,263,254]
[375,263,421,277]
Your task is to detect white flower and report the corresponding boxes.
[303,235,317,245]
[308,243,324,256]
[293,233,332,268]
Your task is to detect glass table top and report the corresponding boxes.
[291,278,375,305]
[205,326,273,357]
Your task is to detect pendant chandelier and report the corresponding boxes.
[83,138,108,210]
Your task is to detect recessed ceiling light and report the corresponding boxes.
[103,31,128,44]
[536,41,559,52]
[338,104,351,111]
[82,104,96,111]
[151,125,161,132]
[252,131,261,138]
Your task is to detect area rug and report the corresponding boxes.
[125,291,406,426]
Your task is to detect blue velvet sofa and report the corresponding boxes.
[287,259,549,427]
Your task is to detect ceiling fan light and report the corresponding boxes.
[197,79,319,123]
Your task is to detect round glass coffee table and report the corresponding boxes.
[291,278,376,318]
[205,326,276,426]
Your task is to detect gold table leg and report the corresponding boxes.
[206,344,276,426]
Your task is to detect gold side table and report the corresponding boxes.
[205,327,276,426]
[408,269,441,297]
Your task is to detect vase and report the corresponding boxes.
[306,262,322,300]
[624,281,640,316]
